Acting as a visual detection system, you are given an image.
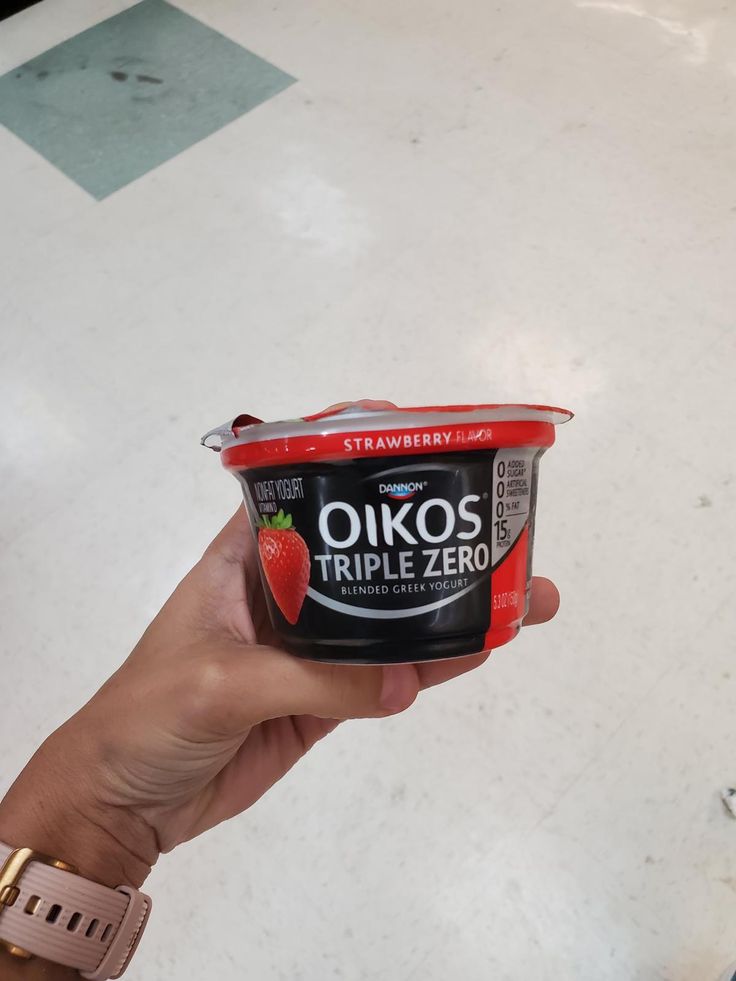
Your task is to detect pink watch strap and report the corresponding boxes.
[0,842,151,979]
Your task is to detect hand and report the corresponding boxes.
[0,507,559,890]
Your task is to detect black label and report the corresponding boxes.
[239,452,496,659]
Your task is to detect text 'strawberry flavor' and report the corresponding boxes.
[203,401,572,664]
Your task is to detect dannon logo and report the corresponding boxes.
[379,481,426,500]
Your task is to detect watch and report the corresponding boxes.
[0,842,151,979]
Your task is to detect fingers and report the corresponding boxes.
[200,505,263,606]
[525,576,560,625]
[319,399,398,414]
[378,663,421,713]
[207,642,420,728]
[242,575,559,716]
[204,505,254,568]
[415,578,559,689]
[413,577,559,691]
[213,646,491,731]
[416,651,490,690]
[141,506,261,650]
[193,571,559,730]
[208,644,491,732]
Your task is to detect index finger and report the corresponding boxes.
[524,576,560,625]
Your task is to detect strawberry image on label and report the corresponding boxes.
[257,510,310,625]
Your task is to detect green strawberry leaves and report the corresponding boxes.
[258,510,294,530]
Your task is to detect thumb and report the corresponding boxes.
[209,643,420,727]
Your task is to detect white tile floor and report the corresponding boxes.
[2,0,736,978]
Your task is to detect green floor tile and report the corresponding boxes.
[0,0,296,199]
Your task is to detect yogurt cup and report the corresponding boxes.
[203,401,572,664]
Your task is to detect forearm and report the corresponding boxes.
[0,779,97,980]
[0,725,158,979]
[0,722,157,888]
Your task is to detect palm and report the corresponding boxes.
[113,512,333,850]
[197,512,339,834]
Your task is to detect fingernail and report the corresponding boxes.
[380,665,415,714]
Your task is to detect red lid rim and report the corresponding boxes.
[203,402,573,467]
[228,403,572,443]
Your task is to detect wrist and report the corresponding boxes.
[0,725,158,890]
